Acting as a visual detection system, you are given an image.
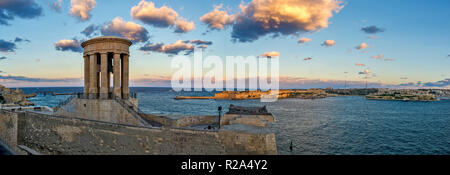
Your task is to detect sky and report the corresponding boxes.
[0,0,449,88]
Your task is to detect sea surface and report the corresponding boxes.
[20,87,450,155]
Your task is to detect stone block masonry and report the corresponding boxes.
[0,110,277,155]
[54,98,148,127]
[0,110,18,152]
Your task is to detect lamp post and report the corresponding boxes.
[218,106,222,129]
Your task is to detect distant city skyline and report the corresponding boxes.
[0,0,449,88]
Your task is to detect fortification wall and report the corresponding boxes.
[141,114,218,128]
[54,98,147,127]
[221,114,275,127]
[0,110,19,152]
[0,111,276,155]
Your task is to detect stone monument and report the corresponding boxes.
[81,36,132,99]
[54,36,147,126]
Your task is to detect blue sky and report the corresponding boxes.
[0,0,449,88]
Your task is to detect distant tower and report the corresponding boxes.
[81,36,132,99]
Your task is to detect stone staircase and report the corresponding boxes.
[114,98,163,127]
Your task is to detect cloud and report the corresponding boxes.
[355,42,368,50]
[0,0,43,25]
[200,4,235,30]
[173,19,195,33]
[355,63,366,67]
[278,76,388,89]
[54,39,83,53]
[361,25,385,34]
[400,77,408,80]
[184,39,213,45]
[0,39,17,52]
[303,57,312,61]
[100,17,150,43]
[81,24,100,37]
[183,39,213,49]
[368,35,377,39]
[51,0,63,13]
[384,58,394,61]
[139,40,195,55]
[0,56,7,60]
[131,0,195,33]
[260,51,280,58]
[298,37,312,44]
[14,37,30,43]
[0,74,81,83]
[359,69,371,75]
[392,79,450,89]
[321,40,335,47]
[132,75,173,87]
[70,0,96,21]
[230,0,343,42]
[423,78,450,88]
[371,54,384,60]
[197,45,208,49]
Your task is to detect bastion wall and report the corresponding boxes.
[0,110,19,152]
[0,110,277,155]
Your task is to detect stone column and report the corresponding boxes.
[89,54,98,99]
[107,71,111,97]
[100,53,108,99]
[83,55,90,98]
[122,54,129,99]
[113,53,122,99]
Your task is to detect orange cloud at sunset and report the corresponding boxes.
[70,0,96,21]
[200,4,235,30]
[131,0,195,33]
[101,17,149,42]
[322,40,335,47]
[260,51,280,58]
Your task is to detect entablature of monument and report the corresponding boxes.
[81,37,132,47]
[81,36,132,57]
[83,50,130,57]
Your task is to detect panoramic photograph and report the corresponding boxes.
[0,0,449,164]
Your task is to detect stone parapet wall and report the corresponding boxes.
[221,114,275,127]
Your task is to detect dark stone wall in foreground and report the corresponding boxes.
[1,111,276,155]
